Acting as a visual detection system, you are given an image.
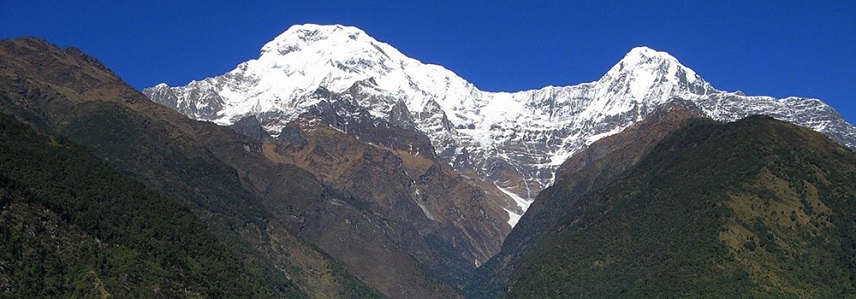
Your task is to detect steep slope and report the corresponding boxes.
[0,36,513,298]
[0,114,304,297]
[0,37,380,298]
[469,101,706,296]
[145,38,513,294]
[472,113,856,297]
[145,24,856,219]
[231,89,511,295]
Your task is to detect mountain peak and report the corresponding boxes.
[251,23,423,95]
[259,24,376,57]
[283,23,367,41]
[143,28,856,213]
[596,46,708,102]
[623,46,678,64]
[606,46,698,83]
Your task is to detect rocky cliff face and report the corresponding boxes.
[240,105,512,291]
[144,24,856,224]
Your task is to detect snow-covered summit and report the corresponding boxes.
[144,24,479,130]
[601,46,705,95]
[252,23,461,97]
[144,25,856,226]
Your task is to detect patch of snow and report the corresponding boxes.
[505,208,522,228]
[412,186,435,221]
[497,185,531,227]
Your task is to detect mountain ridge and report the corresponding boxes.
[3,36,518,298]
[144,24,856,223]
[0,36,385,298]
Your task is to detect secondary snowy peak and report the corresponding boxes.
[607,46,697,80]
[595,46,711,106]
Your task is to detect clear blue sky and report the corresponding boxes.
[3,1,854,123]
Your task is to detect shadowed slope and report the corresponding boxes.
[473,110,856,297]
[0,114,304,297]
[0,37,380,298]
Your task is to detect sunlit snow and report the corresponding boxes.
[144,24,856,225]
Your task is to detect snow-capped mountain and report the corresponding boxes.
[144,24,856,223]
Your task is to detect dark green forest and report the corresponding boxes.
[0,113,305,297]
[478,116,856,298]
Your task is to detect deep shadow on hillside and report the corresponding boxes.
[473,107,856,298]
